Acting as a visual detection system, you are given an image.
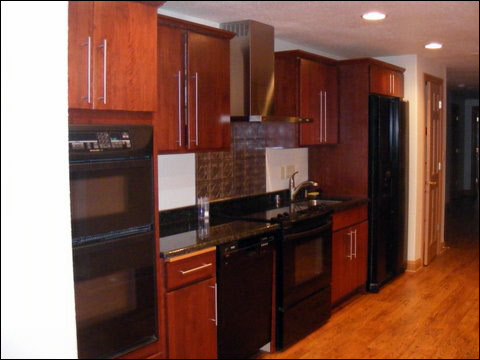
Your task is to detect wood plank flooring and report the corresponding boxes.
[259,197,479,359]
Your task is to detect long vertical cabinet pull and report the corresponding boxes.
[176,70,182,147]
[324,91,327,143]
[98,39,107,104]
[346,231,353,259]
[353,229,357,259]
[319,92,323,143]
[209,284,218,326]
[392,73,395,95]
[82,36,92,104]
[195,72,199,146]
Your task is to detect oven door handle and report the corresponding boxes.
[70,158,151,172]
[284,221,332,242]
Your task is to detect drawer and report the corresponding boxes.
[333,205,368,231]
[166,247,216,291]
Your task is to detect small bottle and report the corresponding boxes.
[198,196,210,225]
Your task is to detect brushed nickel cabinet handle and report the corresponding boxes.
[176,70,182,146]
[392,73,395,94]
[82,36,92,104]
[178,262,212,275]
[323,90,327,142]
[319,92,323,142]
[209,283,218,326]
[195,72,199,146]
[98,39,107,104]
[346,231,353,259]
[353,229,357,259]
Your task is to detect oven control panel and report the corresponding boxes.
[69,131,132,152]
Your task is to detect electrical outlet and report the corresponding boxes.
[280,166,286,180]
[286,165,296,178]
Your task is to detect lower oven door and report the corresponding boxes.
[281,218,332,309]
[72,231,157,359]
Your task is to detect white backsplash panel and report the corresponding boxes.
[158,154,196,210]
[266,148,308,192]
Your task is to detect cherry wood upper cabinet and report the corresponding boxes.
[156,16,234,153]
[68,1,158,111]
[274,50,338,146]
[187,32,231,151]
[370,64,404,98]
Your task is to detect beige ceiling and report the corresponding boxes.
[162,1,479,92]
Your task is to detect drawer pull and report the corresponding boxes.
[178,263,212,275]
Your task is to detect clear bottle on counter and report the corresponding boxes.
[198,196,210,225]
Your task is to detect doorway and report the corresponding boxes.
[471,106,479,201]
[423,74,444,266]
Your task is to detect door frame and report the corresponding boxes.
[471,106,479,197]
[422,73,445,265]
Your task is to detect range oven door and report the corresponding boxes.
[281,218,332,309]
[73,231,157,359]
[69,158,153,242]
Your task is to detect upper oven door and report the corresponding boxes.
[69,158,153,242]
[281,218,332,308]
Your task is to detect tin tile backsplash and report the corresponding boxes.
[196,122,298,201]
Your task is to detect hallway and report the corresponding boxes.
[259,198,479,359]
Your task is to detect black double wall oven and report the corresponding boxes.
[69,126,157,359]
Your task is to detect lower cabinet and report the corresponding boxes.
[165,248,217,359]
[332,206,368,305]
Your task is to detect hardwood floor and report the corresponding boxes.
[259,197,479,359]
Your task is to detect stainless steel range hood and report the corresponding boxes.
[220,20,312,124]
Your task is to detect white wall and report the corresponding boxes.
[1,2,78,358]
[266,148,309,192]
[158,154,196,210]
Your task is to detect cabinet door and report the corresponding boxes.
[370,64,391,96]
[353,221,369,289]
[93,1,157,111]
[167,277,217,359]
[156,25,185,152]
[392,71,404,98]
[68,1,94,109]
[187,32,230,151]
[299,59,326,146]
[332,227,355,304]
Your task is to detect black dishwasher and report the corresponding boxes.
[217,232,276,359]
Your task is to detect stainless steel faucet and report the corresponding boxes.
[289,171,319,202]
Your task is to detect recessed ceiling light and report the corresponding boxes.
[362,12,386,21]
[425,42,443,49]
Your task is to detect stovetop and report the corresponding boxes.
[217,201,333,224]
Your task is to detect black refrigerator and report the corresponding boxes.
[368,95,408,292]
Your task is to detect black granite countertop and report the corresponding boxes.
[159,220,279,259]
[158,191,368,259]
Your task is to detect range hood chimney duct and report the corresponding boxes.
[220,20,312,124]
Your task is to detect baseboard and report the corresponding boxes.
[406,258,423,272]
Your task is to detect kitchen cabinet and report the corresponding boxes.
[274,50,338,145]
[309,58,405,196]
[68,1,157,111]
[370,64,404,98]
[156,16,234,153]
[165,248,217,359]
[332,205,368,305]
